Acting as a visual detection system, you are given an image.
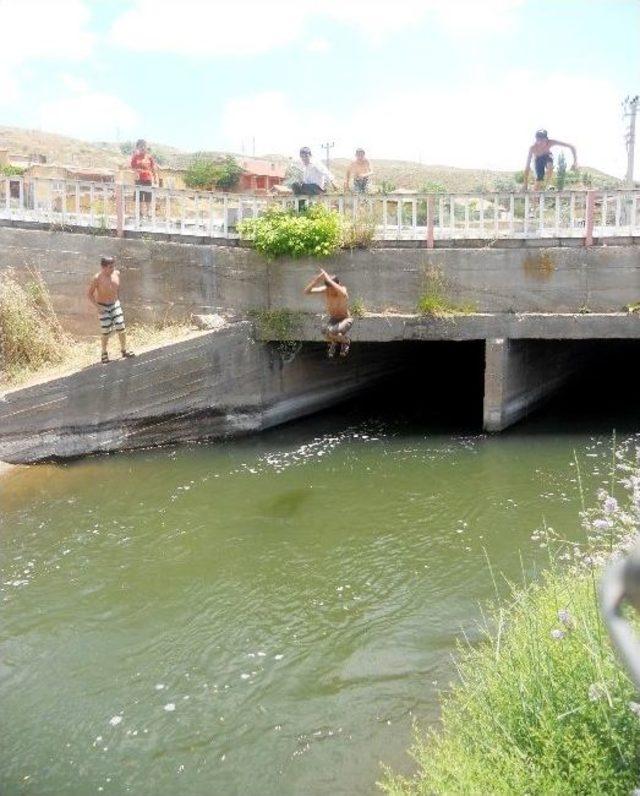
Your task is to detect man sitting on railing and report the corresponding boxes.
[131,139,158,220]
[304,268,353,358]
[524,129,578,191]
[290,147,337,196]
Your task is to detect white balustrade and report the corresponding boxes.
[1,177,639,243]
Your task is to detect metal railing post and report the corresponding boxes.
[115,183,124,238]
[585,189,596,247]
[426,195,435,248]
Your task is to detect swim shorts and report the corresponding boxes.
[322,316,354,336]
[353,176,369,194]
[98,300,126,335]
[534,153,553,181]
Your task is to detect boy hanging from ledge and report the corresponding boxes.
[87,256,135,363]
[303,268,353,358]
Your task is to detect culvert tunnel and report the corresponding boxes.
[292,337,639,435]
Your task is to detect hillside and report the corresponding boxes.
[0,126,621,192]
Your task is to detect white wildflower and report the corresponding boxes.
[557,609,574,628]
[550,629,565,641]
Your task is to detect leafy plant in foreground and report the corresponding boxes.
[238,205,342,260]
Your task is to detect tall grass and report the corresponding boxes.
[0,268,70,380]
[382,442,640,795]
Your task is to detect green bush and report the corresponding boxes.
[0,164,26,177]
[238,204,342,259]
[382,450,640,795]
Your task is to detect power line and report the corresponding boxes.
[623,95,639,186]
[321,141,334,167]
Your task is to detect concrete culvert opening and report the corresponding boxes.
[524,339,640,434]
[303,341,486,432]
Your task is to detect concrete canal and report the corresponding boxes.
[1,370,636,795]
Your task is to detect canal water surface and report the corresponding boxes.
[0,384,634,795]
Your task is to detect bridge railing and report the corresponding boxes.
[1,177,639,244]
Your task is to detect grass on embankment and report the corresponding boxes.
[0,269,195,390]
[382,451,640,795]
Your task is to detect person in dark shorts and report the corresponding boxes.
[291,147,337,196]
[345,148,373,194]
[524,129,578,191]
[130,139,158,219]
[303,268,353,357]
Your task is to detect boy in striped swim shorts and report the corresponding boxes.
[87,256,135,363]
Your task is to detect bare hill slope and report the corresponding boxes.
[0,126,620,192]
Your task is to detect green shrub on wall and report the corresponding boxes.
[238,204,343,259]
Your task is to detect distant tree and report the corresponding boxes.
[119,141,135,156]
[581,171,594,188]
[184,155,242,192]
[514,171,525,185]
[493,176,518,193]
[378,180,397,195]
[185,158,221,191]
[556,152,567,190]
[215,156,243,191]
[421,180,447,193]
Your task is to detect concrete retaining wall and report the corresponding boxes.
[2,227,640,338]
[0,323,400,463]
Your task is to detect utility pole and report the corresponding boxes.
[623,95,639,186]
[321,141,334,167]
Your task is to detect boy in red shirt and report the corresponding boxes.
[130,139,158,219]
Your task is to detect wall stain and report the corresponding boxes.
[523,251,555,281]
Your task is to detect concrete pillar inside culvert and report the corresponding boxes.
[483,338,588,432]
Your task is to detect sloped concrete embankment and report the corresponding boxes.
[0,323,398,464]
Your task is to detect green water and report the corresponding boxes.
[0,401,631,796]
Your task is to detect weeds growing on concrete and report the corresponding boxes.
[381,440,640,795]
[0,268,70,381]
[342,211,376,250]
[248,309,304,361]
[350,297,366,318]
[417,266,476,317]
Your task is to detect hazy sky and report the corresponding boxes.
[1,0,638,177]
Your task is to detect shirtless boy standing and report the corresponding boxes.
[344,148,373,194]
[304,268,353,357]
[524,129,578,191]
[87,256,135,363]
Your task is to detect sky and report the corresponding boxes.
[0,0,639,177]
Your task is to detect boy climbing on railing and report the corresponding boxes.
[524,129,578,191]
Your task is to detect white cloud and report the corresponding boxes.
[39,92,140,141]
[220,74,627,178]
[306,38,331,54]
[0,0,94,105]
[60,74,90,94]
[109,0,524,56]
[110,0,307,56]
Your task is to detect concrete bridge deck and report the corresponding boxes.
[2,223,640,460]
